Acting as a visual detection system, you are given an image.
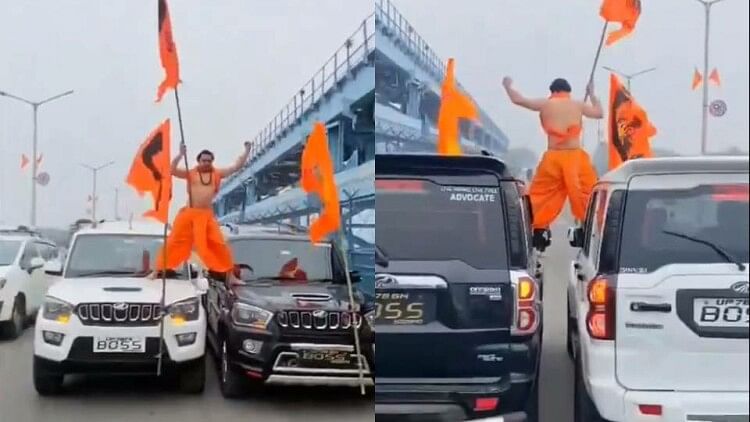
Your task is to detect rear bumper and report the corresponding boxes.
[375,376,533,421]
[620,390,749,422]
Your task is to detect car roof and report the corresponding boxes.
[376,152,513,180]
[74,219,168,236]
[601,156,749,184]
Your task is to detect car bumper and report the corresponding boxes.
[0,290,15,321]
[225,326,374,388]
[620,390,749,422]
[33,312,205,371]
[375,375,533,421]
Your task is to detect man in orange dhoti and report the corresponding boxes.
[503,77,603,251]
[153,142,250,280]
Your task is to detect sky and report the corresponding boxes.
[391,0,750,158]
[0,0,372,228]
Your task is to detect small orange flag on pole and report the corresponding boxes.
[300,122,341,244]
[608,74,657,170]
[126,119,173,223]
[21,154,29,170]
[600,0,642,47]
[156,0,180,103]
[436,58,478,156]
[692,68,703,90]
[708,68,721,86]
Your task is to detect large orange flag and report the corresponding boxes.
[300,122,341,243]
[608,74,657,170]
[126,120,172,223]
[437,58,478,156]
[156,0,180,102]
[600,0,641,46]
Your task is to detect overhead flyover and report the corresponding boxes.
[213,13,375,294]
[374,0,510,155]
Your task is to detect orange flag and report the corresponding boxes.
[608,74,657,170]
[600,0,641,46]
[709,68,721,86]
[300,122,341,244]
[126,119,173,223]
[692,68,703,90]
[437,58,478,156]
[156,0,180,102]
[21,154,29,170]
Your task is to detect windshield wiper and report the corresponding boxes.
[74,270,146,278]
[375,244,389,268]
[662,230,747,271]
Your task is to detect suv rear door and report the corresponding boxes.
[615,173,749,392]
[375,157,514,380]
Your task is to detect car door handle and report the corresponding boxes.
[630,302,672,313]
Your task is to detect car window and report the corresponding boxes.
[598,190,624,275]
[619,183,749,273]
[230,238,335,282]
[589,191,608,266]
[0,240,22,266]
[502,181,528,269]
[20,242,40,268]
[582,191,600,257]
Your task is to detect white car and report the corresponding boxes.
[566,156,749,422]
[1,231,59,339]
[33,219,208,395]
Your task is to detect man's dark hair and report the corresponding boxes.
[549,78,572,93]
[196,149,214,161]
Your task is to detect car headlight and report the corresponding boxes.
[168,297,200,324]
[231,303,273,330]
[0,278,6,289]
[42,297,74,324]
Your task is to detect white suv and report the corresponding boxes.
[1,230,59,339]
[33,220,208,395]
[566,156,749,422]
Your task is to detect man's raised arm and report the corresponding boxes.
[219,142,252,177]
[503,77,546,111]
[581,82,604,119]
[172,144,188,179]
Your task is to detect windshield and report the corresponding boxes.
[230,238,335,282]
[65,234,187,278]
[0,240,22,266]
[619,183,749,272]
[375,177,508,269]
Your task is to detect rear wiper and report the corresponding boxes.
[662,230,746,271]
[375,244,389,268]
[74,270,145,277]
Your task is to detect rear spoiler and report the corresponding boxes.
[375,152,514,181]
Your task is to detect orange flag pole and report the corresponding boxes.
[584,22,609,105]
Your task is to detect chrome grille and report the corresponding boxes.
[76,303,162,326]
[277,310,362,330]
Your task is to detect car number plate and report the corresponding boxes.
[299,350,354,368]
[693,298,749,328]
[374,291,435,325]
[93,336,146,353]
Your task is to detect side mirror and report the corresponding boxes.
[44,260,64,276]
[567,226,585,248]
[29,257,45,272]
[349,271,362,283]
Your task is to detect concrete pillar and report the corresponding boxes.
[406,81,421,118]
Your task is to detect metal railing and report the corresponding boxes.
[223,13,376,188]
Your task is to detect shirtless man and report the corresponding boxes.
[502,77,603,250]
[152,142,250,280]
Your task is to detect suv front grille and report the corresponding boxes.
[76,303,162,326]
[277,310,362,330]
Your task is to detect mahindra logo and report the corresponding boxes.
[375,273,398,288]
[730,281,749,295]
[312,310,327,318]
[113,303,128,311]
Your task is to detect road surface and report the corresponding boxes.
[0,220,575,422]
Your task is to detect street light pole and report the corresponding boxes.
[0,89,74,226]
[695,0,726,155]
[81,161,115,224]
[602,66,657,92]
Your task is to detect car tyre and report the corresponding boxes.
[33,356,64,396]
[567,297,576,361]
[574,354,605,422]
[219,340,247,398]
[525,375,540,422]
[178,355,206,394]
[4,296,26,339]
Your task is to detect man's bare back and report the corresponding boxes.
[503,77,603,149]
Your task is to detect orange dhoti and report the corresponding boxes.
[528,148,597,229]
[154,207,234,273]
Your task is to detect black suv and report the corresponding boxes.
[204,224,375,397]
[375,153,542,422]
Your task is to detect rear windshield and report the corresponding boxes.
[619,183,749,272]
[375,177,508,269]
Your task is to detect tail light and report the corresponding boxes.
[474,397,499,412]
[512,276,539,336]
[638,404,662,416]
[586,277,616,340]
